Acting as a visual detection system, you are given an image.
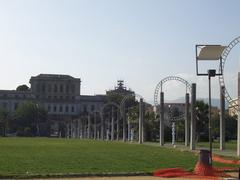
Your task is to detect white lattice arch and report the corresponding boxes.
[120,93,144,117]
[154,76,192,106]
[219,36,240,110]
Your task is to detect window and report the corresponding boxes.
[66,96,69,99]
[60,96,63,99]
[60,84,63,92]
[48,96,51,99]
[72,96,75,100]
[91,105,95,111]
[54,84,57,92]
[36,84,40,92]
[42,84,45,92]
[53,106,57,112]
[54,96,57,99]
[66,85,69,93]
[14,103,18,110]
[48,84,52,92]
[83,105,87,112]
[65,106,69,112]
[71,106,75,112]
[48,105,51,112]
[59,106,63,112]
[71,84,75,93]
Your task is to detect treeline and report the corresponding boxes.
[0,101,49,137]
[0,100,237,142]
[143,100,237,142]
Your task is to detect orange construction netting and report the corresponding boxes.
[153,155,239,179]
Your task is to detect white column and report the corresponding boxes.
[220,86,225,150]
[87,114,91,139]
[111,107,114,141]
[139,98,143,144]
[160,92,164,146]
[237,73,240,156]
[172,122,175,145]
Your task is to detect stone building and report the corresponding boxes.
[0,74,107,136]
[0,90,35,112]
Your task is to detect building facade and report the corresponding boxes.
[0,74,108,135]
[0,74,107,115]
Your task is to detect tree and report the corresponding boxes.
[211,110,237,141]
[0,108,10,136]
[14,101,48,136]
[211,110,220,140]
[175,119,185,142]
[195,100,209,142]
[127,105,139,122]
[225,114,237,140]
[145,111,159,141]
[16,84,30,91]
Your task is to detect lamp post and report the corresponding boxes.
[195,45,226,165]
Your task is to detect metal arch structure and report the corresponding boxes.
[120,93,144,117]
[219,36,240,109]
[100,102,120,119]
[154,76,192,106]
[120,93,145,143]
[100,102,121,141]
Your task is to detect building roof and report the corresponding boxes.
[0,90,32,94]
[30,74,81,82]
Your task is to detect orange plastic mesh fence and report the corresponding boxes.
[153,155,238,179]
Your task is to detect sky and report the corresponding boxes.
[0,0,240,104]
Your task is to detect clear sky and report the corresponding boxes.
[0,0,240,104]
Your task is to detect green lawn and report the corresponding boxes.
[0,138,239,178]
[0,137,198,178]
[197,140,237,150]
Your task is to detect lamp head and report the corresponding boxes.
[208,69,216,77]
[196,45,226,76]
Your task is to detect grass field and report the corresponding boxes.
[0,137,199,178]
[197,140,237,150]
[0,138,238,178]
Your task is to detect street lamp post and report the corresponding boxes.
[195,45,226,165]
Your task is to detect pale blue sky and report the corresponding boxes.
[0,0,240,103]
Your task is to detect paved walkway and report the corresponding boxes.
[33,173,238,180]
